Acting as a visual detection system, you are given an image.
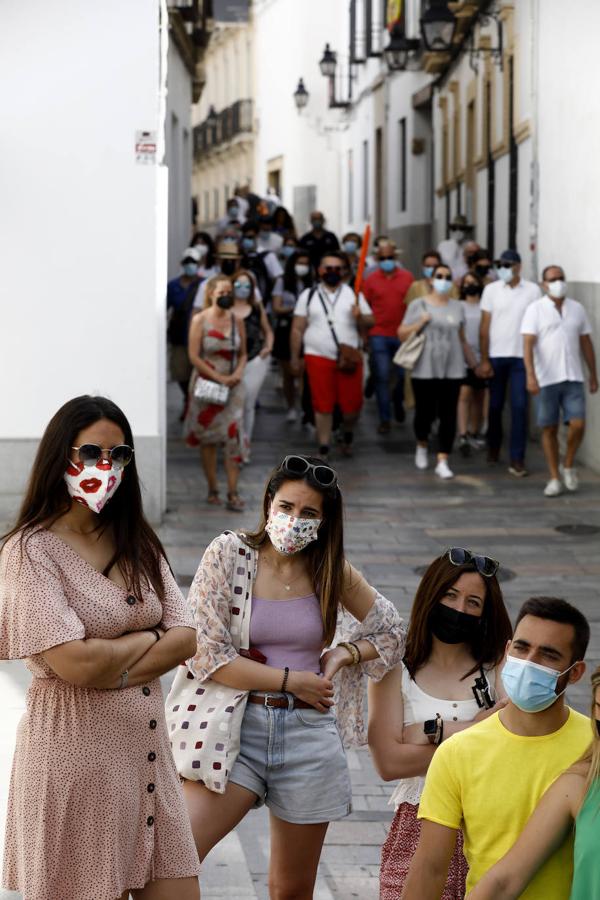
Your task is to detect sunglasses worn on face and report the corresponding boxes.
[379,256,396,262]
[323,266,343,273]
[280,455,338,489]
[71,444,134,469]
[435,274,453,282]
[446,547,499,577]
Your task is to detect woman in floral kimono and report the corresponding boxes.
[172,454,405,899]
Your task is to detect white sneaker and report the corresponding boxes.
[544,478,563,497]
[435,459,454,479]
[562,467,579,492]
[285,408,297,423]
[415,446,429,470]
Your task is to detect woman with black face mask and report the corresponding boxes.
[368,549,512,900]
[184,275,247,510]
[457,272,489,456]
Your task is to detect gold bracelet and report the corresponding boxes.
[338,641,360,665]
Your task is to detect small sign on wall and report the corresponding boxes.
[135,130,157,164]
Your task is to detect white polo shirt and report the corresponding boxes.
[521,296,592,388]
[480,278,542,357]
[294,283,371,360]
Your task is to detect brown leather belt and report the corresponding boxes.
[248,693,315,710]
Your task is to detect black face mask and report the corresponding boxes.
[464,284,482,297]
[221,260,237,276]
[216,294,234,310]
[466,254,478,268]
[322,271,343,287]
[475,264,490,278]
[430,603,482,645]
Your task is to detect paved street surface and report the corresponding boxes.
[1,373,599,899]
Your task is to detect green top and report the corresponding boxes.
[570,781,600,899]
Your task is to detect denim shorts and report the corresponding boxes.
[536,381,586,427]
[228,693,352,824]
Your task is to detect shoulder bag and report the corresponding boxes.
[193,316,237,406]
[317,288,363,373]
[165,532,253,793]
[393,300,428,371]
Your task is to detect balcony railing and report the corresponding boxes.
[193,99,253,157]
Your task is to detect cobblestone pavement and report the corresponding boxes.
[1,373,599,899]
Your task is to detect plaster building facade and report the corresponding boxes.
[0,0,213,524]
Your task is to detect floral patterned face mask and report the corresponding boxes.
[64,460,123,514]
[265,510,321,556]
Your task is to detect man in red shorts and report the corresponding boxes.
[290,251,374,457]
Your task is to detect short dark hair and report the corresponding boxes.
[542,264,565,281]
[319,250,348,268]
[515,597,590,662]
[422,249,442,264]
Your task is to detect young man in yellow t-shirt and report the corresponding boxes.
[401,596,591,900]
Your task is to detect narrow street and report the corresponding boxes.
[3,373,596,900]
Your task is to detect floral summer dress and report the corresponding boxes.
[0,529,200,900]
[184,314,244,462]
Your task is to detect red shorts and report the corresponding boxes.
[304,354,364,415]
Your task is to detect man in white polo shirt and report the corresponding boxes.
[290,251,374,458]
[521,264,598,497]
[478,249,542,476]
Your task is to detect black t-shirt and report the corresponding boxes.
[298,229,340,267]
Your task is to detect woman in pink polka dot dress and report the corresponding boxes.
[0,396,201,900]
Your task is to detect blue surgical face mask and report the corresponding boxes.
[343,240,359,254]
[433,277,453,294]
[241,237,255,251]
[182,262,198,277]
[281,245,296,258]
[497,265,514,283]
[234,282,252,300]
[501,654,577,713]
[422,266,435,279]
[379,259,396,273]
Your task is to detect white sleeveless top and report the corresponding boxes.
[390,662,495,809]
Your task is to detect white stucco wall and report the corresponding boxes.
[252,0,347,234]
[0,0,168,522]
[166,40,193,276]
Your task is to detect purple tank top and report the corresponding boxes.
[250,594,324,674]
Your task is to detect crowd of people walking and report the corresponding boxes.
[0,192,598,900]
[167,195,598,502]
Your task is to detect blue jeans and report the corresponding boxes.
[370,335,404,423]
[488,357,528,462]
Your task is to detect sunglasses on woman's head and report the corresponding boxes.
[71,444,134,469]
[279,455,338,489]
[446,547,499,577]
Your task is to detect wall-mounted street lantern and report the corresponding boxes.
[420,0,457,52]
[205,104,218,129]
[384,23,420,71]
[319,44,337,78]
[293,78,309,110]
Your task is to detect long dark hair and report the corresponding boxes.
[283,251,314,294]
[459,271,483,300]
[2,396,169,601]
[403,554,512,679]
[243,457,344,645]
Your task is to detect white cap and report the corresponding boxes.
[181,247,201,262]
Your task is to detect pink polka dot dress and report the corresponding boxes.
[0,529,200,900]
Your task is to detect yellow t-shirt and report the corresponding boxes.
[418,708,591,898]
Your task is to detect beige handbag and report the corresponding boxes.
[165,533,252,793]
[393,301,428,371]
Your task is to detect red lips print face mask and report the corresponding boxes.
[64,460,123,513]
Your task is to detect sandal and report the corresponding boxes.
[207,491,222,506]
[226,492,245,512]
